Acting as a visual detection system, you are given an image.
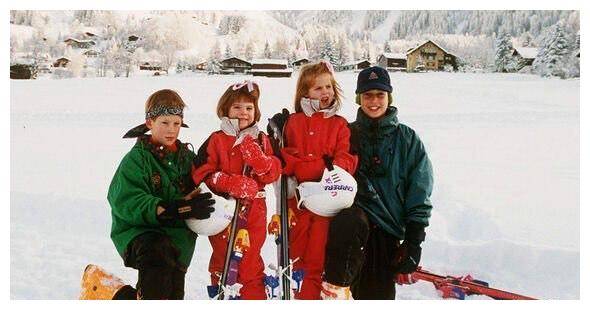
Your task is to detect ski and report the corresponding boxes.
[216,166,252,300]
[405,266,536,300]
[267,109,292,300]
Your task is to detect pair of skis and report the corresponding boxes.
[215,134,264,299]
[401,266,536,300]
[214,124,293,300]
[213,165,252,300]
[266,110,294,300]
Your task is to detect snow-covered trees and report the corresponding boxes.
[363,11,389,31]
[218,15,246,35]
[9,10,580,79]
[318,36,338,65]
[210,40,222,62]
[533,22,577,78]
[273,37,290,59]
[66,52,87,77]
[494,30,515,72]
[263,41,272,58]
[224,44,232,59]
[244,40,256,60]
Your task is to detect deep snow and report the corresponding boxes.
[10,71,579,299]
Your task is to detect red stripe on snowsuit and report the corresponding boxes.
[281,112,358,299]
[191,130,281,299]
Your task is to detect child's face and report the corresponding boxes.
[360,90,389,119]
[146,115,183,146]
[308,73,335,109]
[228,100,255,130]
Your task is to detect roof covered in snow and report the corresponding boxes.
[513,47,539,59]
[406,40,452,56]
[250,58,288,65]
[342,59,371,66]
[381,53,406,59]
[250,67,293,73]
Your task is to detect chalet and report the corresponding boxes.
[292,58,310,69]
[10,64,37,79]
[250,59,293,78]
[219,57,251,74]
[83,49,100,58]
[139,61,163,71]
[377,53,407,71]
[512,46,538,66]
[339,60,371,72]
[195,61,208,71]
[53,57,70,68]
[406,40,457,72]
[63,38,96,49]
[37,63,52,74]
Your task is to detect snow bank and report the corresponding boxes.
[10,72,579,299]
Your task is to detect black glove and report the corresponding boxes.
[158,192,215,222]
[393,222,426,274]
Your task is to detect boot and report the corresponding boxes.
[80,264,136,299]
[320,281,353,300]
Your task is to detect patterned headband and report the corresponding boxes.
[145,105,184,119]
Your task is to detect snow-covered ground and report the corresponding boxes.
[10,71,579,299]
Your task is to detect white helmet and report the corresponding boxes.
[185,186,236,236]
[296,165,357,217]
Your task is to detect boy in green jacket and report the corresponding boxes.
[322,67,434,300]
[107,89,215,299]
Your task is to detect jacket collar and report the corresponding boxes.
[300,97,339,118]
[137,134,181,161]
[220,117,260,147]
[356,106,399,132]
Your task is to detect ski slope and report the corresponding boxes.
[10,71,579,299]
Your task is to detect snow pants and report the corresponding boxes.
[324,206,401,300]
[288,198,332,299]
[208,197,267,300]
[123,232,186,299]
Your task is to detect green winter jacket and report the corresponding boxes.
[107,135,197,268]
[350,107,433,240]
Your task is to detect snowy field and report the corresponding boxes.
[10,71,579,299]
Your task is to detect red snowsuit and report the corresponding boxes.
[192,130,281,300]
[281,112,358,299]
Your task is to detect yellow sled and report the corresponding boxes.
[79,264,135,300]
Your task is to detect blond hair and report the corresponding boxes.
[293,62,343,113]
[216,83,261,122]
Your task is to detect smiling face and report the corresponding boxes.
[360,90,389,119]
[228,100,256,130]
[146,115,182,146]
[307,73,335,109]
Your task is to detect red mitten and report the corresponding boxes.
[209,171,258,199]
[239,136,273,175]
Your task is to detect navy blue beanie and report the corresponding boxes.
[356,66,393,94]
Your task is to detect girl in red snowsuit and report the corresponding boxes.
[280,61,358,299]
[192,81,281,299]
